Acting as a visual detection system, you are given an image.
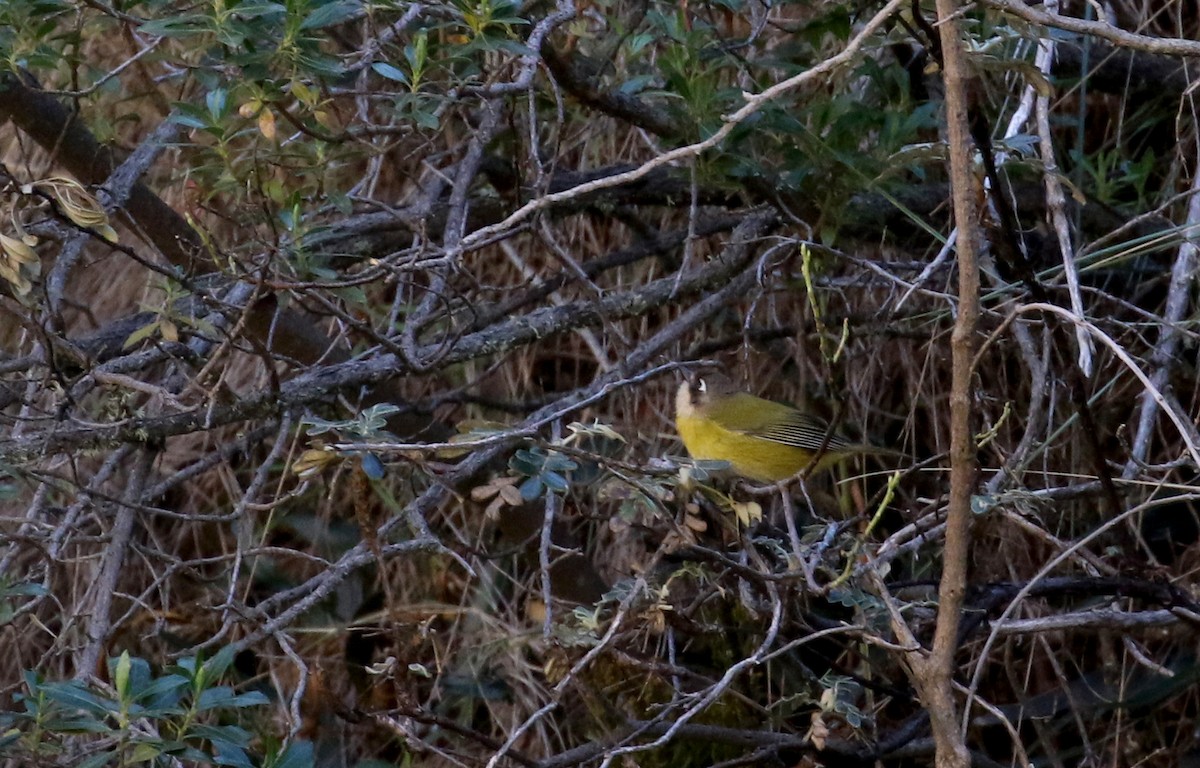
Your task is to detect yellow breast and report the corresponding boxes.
[676,412,822,482]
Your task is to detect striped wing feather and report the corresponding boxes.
[708,393,854,451]
[750,412,854,451]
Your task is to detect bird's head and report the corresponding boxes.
[676,370,736,417]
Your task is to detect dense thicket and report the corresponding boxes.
[1,1,1199,766]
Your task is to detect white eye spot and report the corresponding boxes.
[698,378,707,393]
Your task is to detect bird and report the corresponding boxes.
[674,372,891,482]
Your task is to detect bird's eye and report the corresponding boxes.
[698,378,708,393]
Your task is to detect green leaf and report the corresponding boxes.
[176,745,218,762]
[267,740,315,768]
[21,668,40,692]
[411,108,439,130]
[168,108,212,131]
[190,722,253,745]
[540,470,569,493]
[372,62,410,85]
[197,686,269,711]
[128,741,164,762]
[40,682,116,716]
[509,448,543,476]
[195,686,236,711]
[211,739,255,768]
[77,753,118,768]
[225,689,270,707]
[518,475,543,501]
[174,656,199,679]
[113,651,131,701]
[360,453,385,479]
[206,88,229,120]
[135,674,189,710]
[41,716,110,733]
[199,645,238,682]
[541,453,578,472]
[358,404,401,432]
[300,0,361,29]
[122,655,153,696]
[0,581,47,598]
[139,15,211,38]
[122,319,161,349]
[222,2,286,20]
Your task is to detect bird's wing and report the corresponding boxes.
[745,411,855,451]
[702,393,858,452]
[704,394,855,451]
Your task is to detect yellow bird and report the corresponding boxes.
[674,373,888,482]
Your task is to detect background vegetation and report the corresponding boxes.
[0,0,1199,766]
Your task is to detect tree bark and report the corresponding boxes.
[918,1,982,766]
